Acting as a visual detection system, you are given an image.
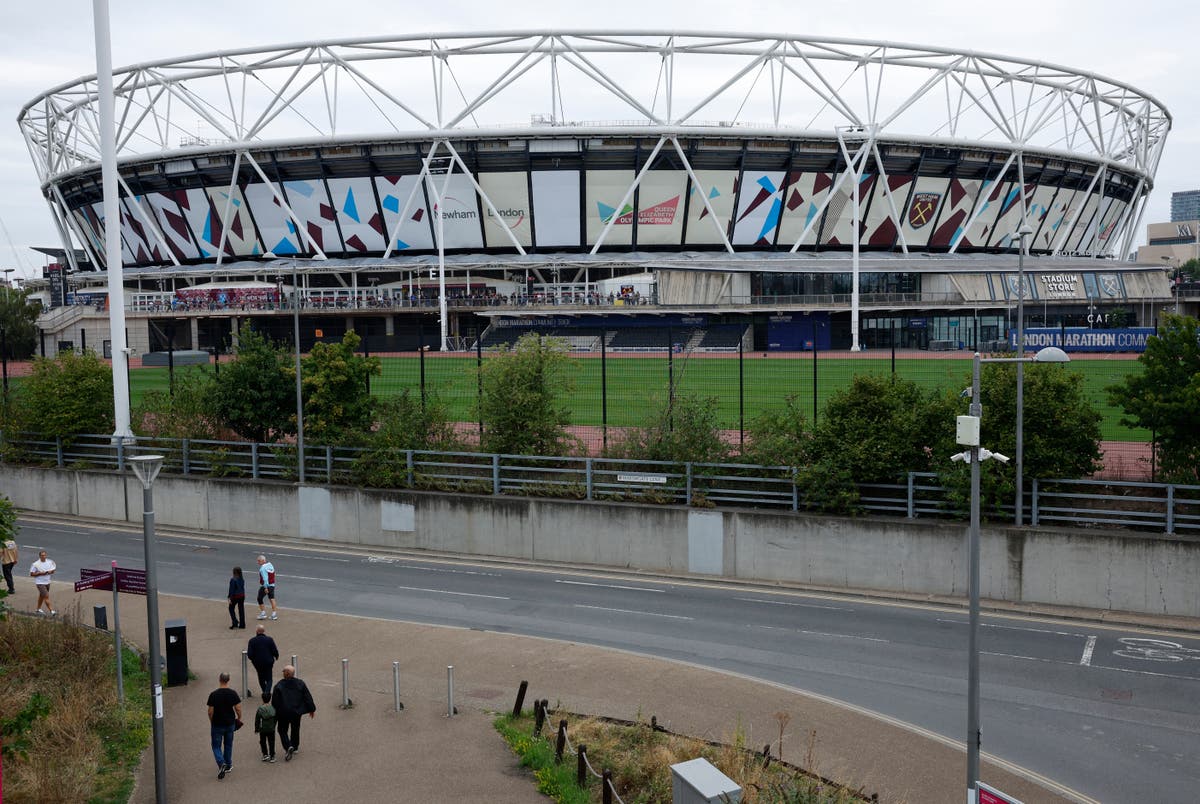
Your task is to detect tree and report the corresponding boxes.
[1108,314,1200,483]
[608,393,729,464]
[810,374,955,484]
[351,390,464,487]
[8,350,113,443]
[0,288,39,361]
[209,324,294,443]
[477,333,576,455]
[941,358,1104,512]
[300,330,381,445]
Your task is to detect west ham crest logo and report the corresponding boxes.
[908,192,940,230]
[1099,274,1120,297]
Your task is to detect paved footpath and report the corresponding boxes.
[0,576,1081,804]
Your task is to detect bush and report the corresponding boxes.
[300,330,381,445]
[8,351,114,444]
[608,392,730,465]
[743,395,812,467]
[133,367,222,439]
[351,391,464,487]
[209,324,295,443]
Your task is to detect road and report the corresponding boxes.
[13,514,1200,803]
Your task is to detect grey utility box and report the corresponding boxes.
[671,758,741,804]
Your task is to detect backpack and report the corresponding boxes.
[257,704,277,733]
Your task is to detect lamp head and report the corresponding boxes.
[1031,346,1070,363]
[129,454,165,489]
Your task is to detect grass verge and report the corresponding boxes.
[0,600,152,803]
[495,709,870,804]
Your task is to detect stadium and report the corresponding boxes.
[16,31,1173,362]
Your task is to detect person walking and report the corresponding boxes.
[255,554,277,620]
[271,664,315,761]
[29,549,56,615]
[246,624,279,695]
[227,566,246,629]
[254,691,277,762]
[1,536,17,595]
[206,672,242,780]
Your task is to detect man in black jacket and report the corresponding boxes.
[246,625,280,695]
[271,664,316,761]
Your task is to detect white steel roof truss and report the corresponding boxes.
[949,149,1017,254]
[669,136,734,253]
[788,137,870,253]
[117,174,181,267]
[243,151,327,260]
[589,135,668,253]
[444,38,549,129]
[382,141,441,260]
[441,139,526,256]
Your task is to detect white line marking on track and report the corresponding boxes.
[574,604,692,620]
[401,564,502,577]
[280,574,335,582]
[756,624,888,642]
[985,650,1199,681]
[1081,635,1098,666]
[736,597,851,611]
[557,579,664,592]
[394,584,509,600]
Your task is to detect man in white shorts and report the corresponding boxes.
[29,549,56,615]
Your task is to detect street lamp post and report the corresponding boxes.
[953,345,1069,804]
[129,454,167,804]
[1013,222,1032,526]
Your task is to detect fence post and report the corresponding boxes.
[182,438,191,475]
[241,650,250,698]
[0,428,5,465]
[791,471,798,512]
[602,770,614,804]
[406,450,414,487]
[533,699,546,736]
[116,438,125,472]
[1166,484,1175,534]
[585,458,593,501]
[685,462,693,505]
[492,453,501,495]
[251,443,259,479]
[555,719,568,763]
[325,445,333,482]
[56,435,63,467]
[907,472,915,519]
[1031,479,1040,527]
[600,327,608,451]
[511,680,528,717]
[393,661,403,711]
[577,745,588,787]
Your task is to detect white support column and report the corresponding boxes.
[590,136,668,254]
[950,150,1017,254]
[93,0,133,443]
[670,138,734,253]
[382,143,441,260]
[117,176,181,267]
[213,151,243,266]
[243,152,328,259]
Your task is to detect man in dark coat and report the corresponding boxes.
[246,624,280,695]
[271,664,316,761]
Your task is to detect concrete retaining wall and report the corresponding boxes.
[4,465,1197,617]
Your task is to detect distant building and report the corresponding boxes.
[1171,190,1200,223]
[1139,219,1200,266]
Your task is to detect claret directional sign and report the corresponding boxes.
[76,566,148,595]
[978,782,1024,804]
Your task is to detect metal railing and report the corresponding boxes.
[1,431,1195,534]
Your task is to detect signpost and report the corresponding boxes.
[978,782,1024,804]
[76,563,149,704]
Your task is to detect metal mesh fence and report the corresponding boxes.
[356,325,1152,477]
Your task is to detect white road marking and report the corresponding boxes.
[937,618,1090,638]
[756,624,888,643]
[557,579,664,593]
[1081,635,1098,666]
[267,552,350,562]
[736,597,851,611]
[394,584,509,600]
[574,604,692,620]
[280,574,335,582]
[401,564,502,577]
[985,650,1200,682]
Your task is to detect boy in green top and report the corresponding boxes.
[255,691,278,762]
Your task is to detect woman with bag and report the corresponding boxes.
[227,567,246,629]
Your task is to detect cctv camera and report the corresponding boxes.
[950,451,969,463]
[991,451,1010,464]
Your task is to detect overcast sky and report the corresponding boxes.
[1,0,1195,279]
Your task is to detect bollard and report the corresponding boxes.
[533,700,546,736]
[393,661,404,712]
[512,680,529,718]
[291,654,298,676]
[446,665,456,717]
[577,744,588,787]
[602,770,614,804]
[340,658,352,708]
[242,650,251,698]
[554,719,568,763]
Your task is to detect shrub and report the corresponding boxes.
[477,333,577,456]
